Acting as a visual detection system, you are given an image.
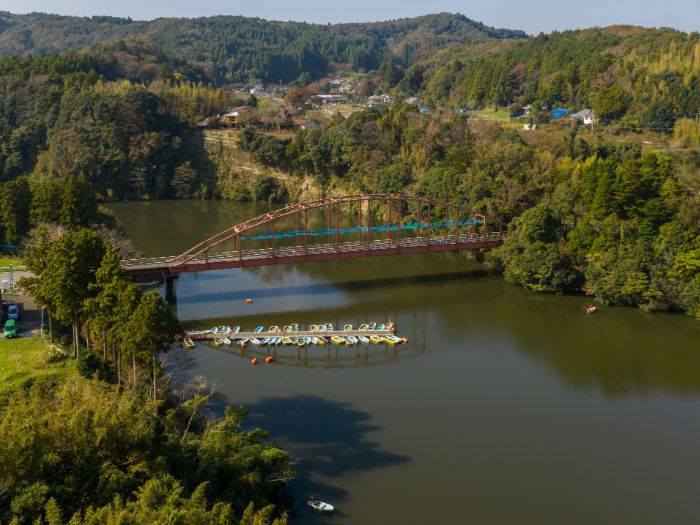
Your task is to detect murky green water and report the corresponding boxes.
[106,200,700,524]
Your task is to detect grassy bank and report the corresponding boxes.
[0,338,73,396]
[0,255,22,267]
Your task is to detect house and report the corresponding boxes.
[221,106,252,125]
[292,118,318,130]
[551,108,569,120]
[249,84,264,95]
[329,79,343,91]
[522,104,533,116]
[367,94,393,107]
[404,96,421,105]
[316,94,343,104]
[339,82,354,93]
[524,124,538,131]
[570,109,597,125]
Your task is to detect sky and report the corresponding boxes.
[1,0,698,34]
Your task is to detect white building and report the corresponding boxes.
[570,109,597,125]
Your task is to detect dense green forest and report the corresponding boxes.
[0,12,524,84]
[398,26,699,127]
[0,227,293,524]
[237,105,699,316]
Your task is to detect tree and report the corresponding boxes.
[1,178,32,244]
[592,85,630,121]
[171,161,198,198]
[31,230,105,357]
[59,173,97,228]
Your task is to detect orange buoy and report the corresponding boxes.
[239,342,246,348]
[265,355,274,363]
[401,338,408,344]
[245,298,253,304]
[251,357,258,365]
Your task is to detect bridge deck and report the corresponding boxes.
[188,329,395,340]
[122,232,505,275]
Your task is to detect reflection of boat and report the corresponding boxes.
[308,498,334,513]
[331,336,345,345]
[370,335,384,344]
[183,337,195,349]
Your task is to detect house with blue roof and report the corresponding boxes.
[551,108,569,119]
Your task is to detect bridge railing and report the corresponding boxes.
[121,231,506,271]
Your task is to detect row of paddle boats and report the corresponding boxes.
[182,322,405,349]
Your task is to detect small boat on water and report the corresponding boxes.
[331,336,345,345]
[370,335,384,344]
[284,325,293,332]
[282,337,292,345]
[317,336,327,345]
[233,326,240,333]
[183,337,195,349]
[385,322,394,330]
[326,323,334,331]
[368,322,377,330]
[310,324,320,331]
[377,324,386,331]
[358,335,370,344]
[269,325,280,332]
[308,498,334,513]
[213,338,223,347]
[250,338,262,346]
[586,304,597,314]
[383,335,402,346]
[343,324,353,331]
[346,336,357,346]
[255,326,264,333]
[359,323,369,330]
[297,338,306,347]
[222,337,232,346]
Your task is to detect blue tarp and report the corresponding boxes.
[551,108,569,119]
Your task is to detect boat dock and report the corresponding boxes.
[188,329,395,340]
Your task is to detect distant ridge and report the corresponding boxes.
[0,12,526,84]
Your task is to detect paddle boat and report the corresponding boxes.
[310,324,320,331]
[213,338,223,347]
[222,337,232,346]
[250,338,262,346]
[346,335,358,346]
[233,326,240,333]
[297,338,306,347]
[316,336,327,345]
[382,334,402,346]
[377,324,385,331]
[255,326,264,333]
[261,337,270,344]
[358,335,370,344]
[586,304,597,314]
[269,325,280,332]
[370,335,384,344]
[359,323,369,330]
[343,324,353,331]
[238,337,249,346]
[308,498,334,513]
[385,322,394,330]
[331,336,346,345]
[326,323,334,331]
[183,337,195,349]
[282,337,292,345]
[368,322,377,330]
[284,325,293,332]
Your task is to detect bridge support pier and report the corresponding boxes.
[164,274,178,304]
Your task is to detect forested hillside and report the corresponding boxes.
[0,12,525,84]
[400,26,699,128]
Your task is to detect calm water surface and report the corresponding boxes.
[106,200,700,524]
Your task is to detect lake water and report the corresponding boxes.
[106,200,700,524]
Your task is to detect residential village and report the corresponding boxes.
[195,76,599,135]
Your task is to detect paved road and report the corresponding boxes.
[0,270,32,290]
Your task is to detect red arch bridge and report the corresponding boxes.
[121,194,506,297]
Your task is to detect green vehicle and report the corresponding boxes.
[3,319,17,338]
